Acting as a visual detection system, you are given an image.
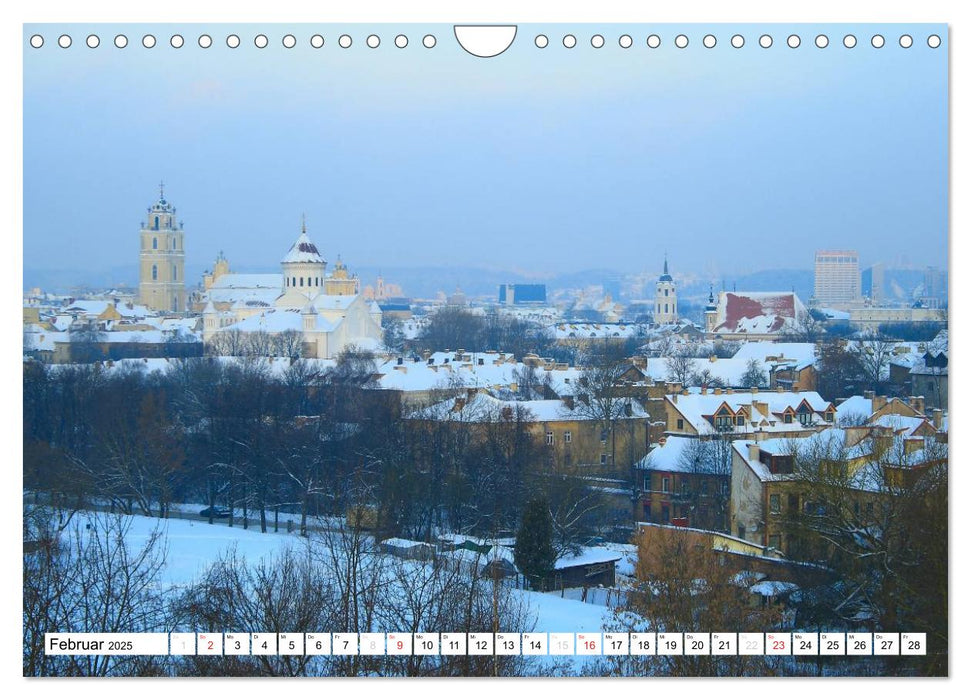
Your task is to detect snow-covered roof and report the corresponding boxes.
[220,309,338,334]
[731,342,816,370]
[668,390,835,436]
[281,233,325,264]
[710,292,806,336]
[635,436,707,474]
[206,274,283,305]
[869,414,933,437]
[749,580,799,596]
[551,322,647,340]
[554,547,622,570]
[836,395,873,420]
[411,391,648,423]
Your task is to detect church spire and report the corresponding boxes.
[663,253,668,276]
[301,213,307,234]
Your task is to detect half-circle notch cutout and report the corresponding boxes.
[454,25,517,58]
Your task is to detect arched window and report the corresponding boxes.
[173,265,177,281]
[300,277,304,287]
[172,238,177,250]
[152,265,158,281]
[152,237,158,250]
[154,216,159,230]
[292,277,296,288]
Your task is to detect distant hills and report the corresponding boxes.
[25,263,929,306]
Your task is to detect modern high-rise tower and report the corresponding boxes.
[813,250,862,309]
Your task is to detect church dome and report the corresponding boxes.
[282,232,325,264]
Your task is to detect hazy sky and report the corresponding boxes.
[23,23,948,282]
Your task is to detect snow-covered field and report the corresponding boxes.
[98,512,612,636]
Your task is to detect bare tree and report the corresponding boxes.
[665,349,698,386]
[23,510,170,677]
[273,328,304,359]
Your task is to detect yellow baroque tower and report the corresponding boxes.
[138,183,186,313]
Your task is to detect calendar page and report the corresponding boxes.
[20,7,950,681]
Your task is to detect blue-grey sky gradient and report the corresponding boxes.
[23,23,948,283]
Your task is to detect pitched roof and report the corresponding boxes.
[712,292,806,335]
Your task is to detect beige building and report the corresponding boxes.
[138,184,186,313]
[200,221,383,359]
[813,249,862,310]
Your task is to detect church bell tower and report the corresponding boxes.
[138,182,186,312]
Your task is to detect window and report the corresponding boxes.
[664,288,669,297]
[151,264,158,281]
[600,454,608,465]
[172,265,177,281]
[600,429,608,443]
[737,524,746,540]
[662,477,671,493]
[643,476,651,491]
[546,431,554,445]
[784,414,793,424]
[300,278,304,287]
[787,494,799,513]
[152,237,158,250]
[769,493,781,514]
[154,215,159,229]
[798,412,812,426]
[715,415,733,429]
[825,411,834,422]
[768,534,782,551]
[172,238,177,249]
[564,431,572,443]
[736,415,745,426]
[676,419,684,430]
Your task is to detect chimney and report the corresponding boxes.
[748,443,761,462]
[914,396,925,415]
[709,355,717,363]
[700,386,707,395]
[726,387,733,394]
[751,387,759,395]
[562,395,575,410]
[864,390,875,400]
[776,386,784,393]
[872,395,888,413]
[671,394,678,405]
[714,387,722,395]
[682,388,689,396]
[932,408,943,429]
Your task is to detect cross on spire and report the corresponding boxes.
[158,180,165,199]
[301,213,307,234]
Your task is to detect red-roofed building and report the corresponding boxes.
[705,291,807,340]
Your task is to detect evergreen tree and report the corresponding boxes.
[514,498,557,591]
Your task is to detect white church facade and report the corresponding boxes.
[199,220,383,359]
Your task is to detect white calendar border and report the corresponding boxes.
[5,0,965,696]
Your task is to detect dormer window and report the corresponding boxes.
[825,411,834,422]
